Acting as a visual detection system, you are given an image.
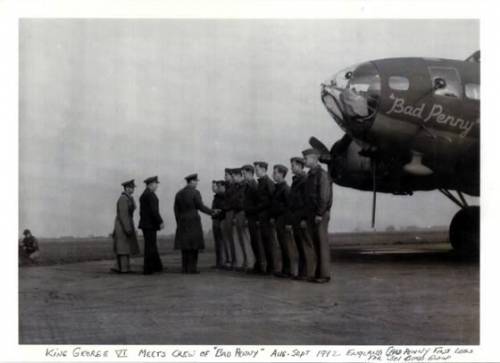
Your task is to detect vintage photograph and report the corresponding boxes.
[18,19,479,345]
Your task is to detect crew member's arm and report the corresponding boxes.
[148,193,164,227]
[194,190,214,215]
[245,182,259,214]
[260,178,275,210]
[283,185,294,227]
[316,171,332,217]
[173,196,180,224]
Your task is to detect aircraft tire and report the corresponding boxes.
[449,206,479,257]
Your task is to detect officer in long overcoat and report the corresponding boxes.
[138,176,164,275]
[112,179,140,273]
[174,174,216,273]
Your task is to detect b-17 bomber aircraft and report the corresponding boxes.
[312,51,480,255]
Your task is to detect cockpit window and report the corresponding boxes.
[342,62,381,120]
[389,76,410,91]
[428,66,463,99]
[465,83,480,100]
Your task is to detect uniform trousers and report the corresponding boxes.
[212,220,227,267]
[234,210,252,268]
[181,249,199,273]
[247,215,266,272]
[293,220,317,278]
[274,216,299,276]
[222,210,236,266]
[142,229,163,274]
[259,218,281,273]
[304,211,331,279]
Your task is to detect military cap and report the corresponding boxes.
[216,180,226,186]
[242,164,255,173]
[290,157,305,166]
[23,229,31,235]
[121,179,136,188]
[253,161,268,170]
[185,173,199,182]
[224,168,232,174]
[302,148,321,157]
[230,168,243,175]
[273,164,289,176]
[144,176,159,185]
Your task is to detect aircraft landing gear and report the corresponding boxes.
[439,189,479,256]
[449,206,479,256]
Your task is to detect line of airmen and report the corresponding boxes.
[111,148,332,283]
[211,148,333,283]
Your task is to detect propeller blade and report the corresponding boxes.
[309,136,330,155]
[309,136,332,163]
[371,161,377,228]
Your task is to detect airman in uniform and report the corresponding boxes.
[302,149,333,283]
[221,168,237,269]
[111,179,140,273]
[270,164,298,278]
[174,174,216,274]
[138,176,164,275]
[242,164,266,274]
[231,168,252,271]
[254,161,278,274]
[289,157,316,280]
[211,180,227,269]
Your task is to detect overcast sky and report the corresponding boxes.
[19,19,479,237]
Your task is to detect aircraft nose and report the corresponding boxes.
[321,61,381,137]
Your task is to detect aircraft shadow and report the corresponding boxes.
[330,248,479,265]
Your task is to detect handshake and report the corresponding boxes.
[212,209,222,217]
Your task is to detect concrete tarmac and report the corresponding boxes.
[19,241,478,345]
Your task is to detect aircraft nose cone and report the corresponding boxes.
[322,61,381,139]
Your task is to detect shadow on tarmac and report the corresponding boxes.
[331,246,479,265]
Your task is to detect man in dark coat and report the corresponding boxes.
[302,149,333,283]
[138,176,164,275]
[242,164,266,274]
[270,164,298,278]
[254,161,277,274]
[289,157,315,280]
[174,174,216,274]
[211,180,228,269]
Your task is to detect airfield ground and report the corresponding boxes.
[19,231,478,345]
